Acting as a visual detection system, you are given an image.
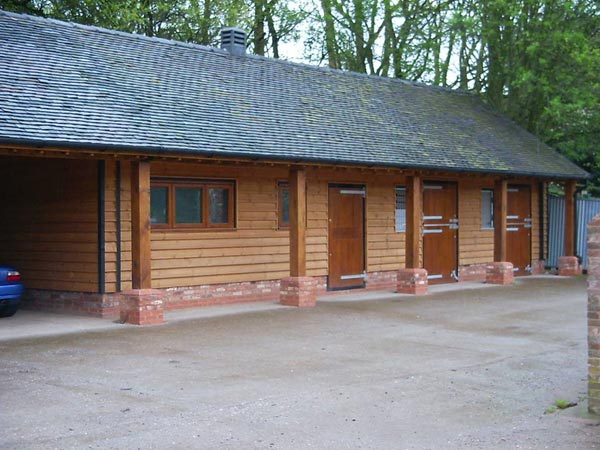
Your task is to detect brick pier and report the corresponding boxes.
[587,215,600,415]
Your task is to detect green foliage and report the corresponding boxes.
[554,399,577,409]
[0,0,43,14]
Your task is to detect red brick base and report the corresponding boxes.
[119,289,165,326]
[486,262,514,285]
[396,268,428,295]
[558,256,582,276]
[164,280,281,310]
[21,290,120,318]
[589,283,600,415]
[458,264,488,282]
[23,265,526,318]
[588,216,600,414]
[531,260,546,275]
[279,277,318,307]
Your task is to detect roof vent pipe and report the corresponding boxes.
[220,27,247,56]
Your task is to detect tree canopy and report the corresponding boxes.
[2,0,598,192]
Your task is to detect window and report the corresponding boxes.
[482,189,494,229]
[278,182,290,229]
[395,187,406,232]
[150,179,234,229]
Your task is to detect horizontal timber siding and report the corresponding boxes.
[0,157,98,292]
[531,183,541,262]
[304,168,407,276]
[149,162,290,289]
[458,179,494,266]
[114,160,545,291]
[104,160,133,293]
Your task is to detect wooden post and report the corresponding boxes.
[289,166,307,277]
[405,175,422,268]
[131,161,152,289]
[564,180,577,257]
[493,179,508,262]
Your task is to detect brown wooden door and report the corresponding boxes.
[328,185,365,290]
[422,182,458,284]
[506,185,532,275]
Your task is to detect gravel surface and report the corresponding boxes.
[1,276,598,449]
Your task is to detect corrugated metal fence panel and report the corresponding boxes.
[576,198,600,270]
[548,195,564,268]
[547,196,600,269]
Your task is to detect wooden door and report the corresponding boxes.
[506,185,532,275]
[328,185,366,290]
[422,182,458,284]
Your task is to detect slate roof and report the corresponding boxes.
[0,11,588,179]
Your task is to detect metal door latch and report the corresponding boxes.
[450,270,459,281]
[340,271,367,281]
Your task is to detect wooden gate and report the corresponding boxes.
[507,185,532,275]
[422,182,458,284]
[328,185,366,290]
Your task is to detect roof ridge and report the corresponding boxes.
[0,9,471,96]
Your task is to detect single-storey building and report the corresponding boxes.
[0,11,588,323]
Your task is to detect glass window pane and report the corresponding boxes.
[150,186,168,224]
[395,187,406,232]
[209,187,229,224]
[175,187,202,224]
[281,188,290,224]
[481,190,494,229]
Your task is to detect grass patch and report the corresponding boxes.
[545,399,578,414]
[554,399,577,410]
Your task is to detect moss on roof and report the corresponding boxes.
[0,11,588,179]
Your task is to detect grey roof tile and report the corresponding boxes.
[0,11,588,179]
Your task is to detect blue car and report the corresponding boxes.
[0,266,24,317]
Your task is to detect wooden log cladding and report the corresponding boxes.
[531,183,541,261]
[366,183,403,272]
[103,160,133,293]
[0,154,549,294]
[458,180,494,266]
[0,157,99,292]
[112,161,544,289]
[148,163,289,288]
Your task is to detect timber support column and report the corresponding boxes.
[559,180,582,276]
[121,160,165,325]
[280,167,317,307]
[397,175,427,295]
[586,214,600,415]
[487,179,514,285]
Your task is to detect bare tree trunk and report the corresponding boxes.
[254,0,266,56]
[379,0,396,76]
[320,0,339,68]
[266,1,279,59]
[199,0,211,45]
[351,0,367,73]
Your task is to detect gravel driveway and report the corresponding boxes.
[1,276,599,449]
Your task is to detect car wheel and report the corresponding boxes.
[0,305,18,317]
